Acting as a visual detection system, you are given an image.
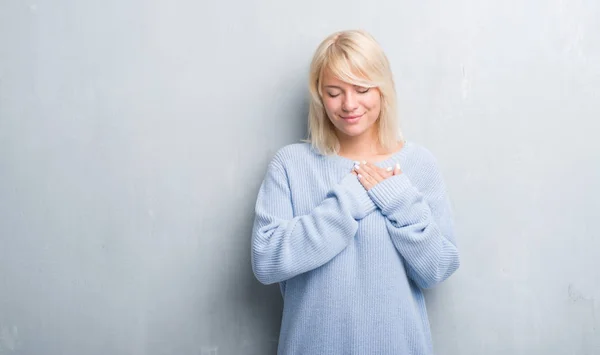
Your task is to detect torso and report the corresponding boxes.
[274,140,434,354]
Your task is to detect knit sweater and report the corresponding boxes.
[251,141,460,355]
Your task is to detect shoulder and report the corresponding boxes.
[404,141,440,170]
[261,142,319,186]
[270,141,319,168]
[402,141,446,190]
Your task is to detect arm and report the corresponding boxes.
[367,159,460,289]
[251,157,376,285]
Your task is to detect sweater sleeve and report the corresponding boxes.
[251,157,376,285]
[367,158,460,289]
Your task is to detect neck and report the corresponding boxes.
[337,129,383,158]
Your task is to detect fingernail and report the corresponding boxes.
[386,166,393,172]
[396,163,401,170]
[357,174,362,179]
[354,161,361,165]
[354,165,360,170]
[362,160,367,164]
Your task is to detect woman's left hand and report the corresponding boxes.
[352,162,402,191]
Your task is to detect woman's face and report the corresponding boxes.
[320,71,381,140]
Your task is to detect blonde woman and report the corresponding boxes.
[251,30,460,355]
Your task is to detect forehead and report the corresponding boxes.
[321,71,346,86]
[320,68,366,88]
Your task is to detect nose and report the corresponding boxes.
[342,92,358,112]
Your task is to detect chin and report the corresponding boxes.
[337,127,369,137]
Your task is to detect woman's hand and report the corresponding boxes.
[351,161,402,191]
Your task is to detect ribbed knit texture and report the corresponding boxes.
[251,141,460,355]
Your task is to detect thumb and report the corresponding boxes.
[393,163,401,176]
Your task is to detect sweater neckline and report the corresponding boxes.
[327,140,413,169]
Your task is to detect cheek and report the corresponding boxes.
[374,92,383,109]
[322,98,339,115]
[363,94,381,112]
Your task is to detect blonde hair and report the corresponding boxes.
[304,29,402,156]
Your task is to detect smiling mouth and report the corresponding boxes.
[341,114,363,120]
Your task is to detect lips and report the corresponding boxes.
[340,114,363,123]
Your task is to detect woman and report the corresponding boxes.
[251,29,460,355]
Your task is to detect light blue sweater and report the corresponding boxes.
[251,141,460,355]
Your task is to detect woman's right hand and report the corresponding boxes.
[351,161,402,191]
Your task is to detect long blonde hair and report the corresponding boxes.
[304,29,402,156]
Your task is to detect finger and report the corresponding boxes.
[393,163,402,176]
[361,162,384,183]
[372,165,393,179]
[353,165,370,187]
[357,173,373,190]
[353,162,374,181]
[370,163,390,182]
[358,170,375,185]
